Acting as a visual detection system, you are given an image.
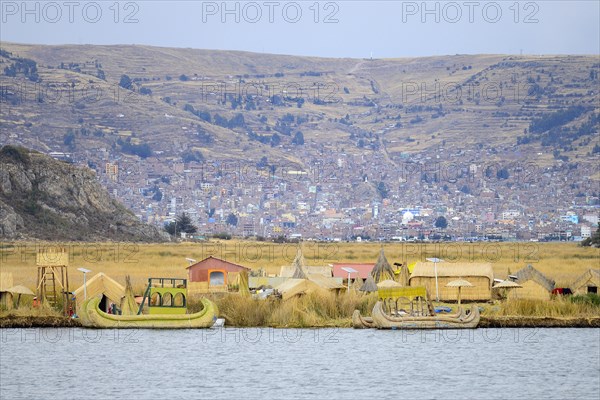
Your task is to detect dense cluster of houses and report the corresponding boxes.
[74,144,599,243]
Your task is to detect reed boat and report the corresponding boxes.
[352,310,376,329]
[371,301,480,329]
[79,296,218,329]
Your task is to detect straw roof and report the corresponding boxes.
[377,279,402,288]
[291,248,308,279]
[121,276,138,316]
[238,270,251,297]
[493,280,523,289]
[570,269,600,290]
[410,262,494,282]
[307,274,345,290]
[5,285,34,295]
[446,279,473,288]
[514,265,555,292]
[73,272,125,305]
[371,249,395,283]
[397,264,410,287]
[275,278,325,300]
[360,275,378,292]
[0,272,14,292]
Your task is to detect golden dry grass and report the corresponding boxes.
[0,240,597,294]
[188,291,378,328]
[483,297,600,318]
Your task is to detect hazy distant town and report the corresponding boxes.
[55,143,598,243]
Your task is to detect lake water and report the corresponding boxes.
[1,327,599,399]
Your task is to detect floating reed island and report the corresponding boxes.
[1,245,599,328]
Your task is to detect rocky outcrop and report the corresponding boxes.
[0,145,165,242]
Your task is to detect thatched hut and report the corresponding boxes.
[396,263,410,287]
[73,273,125,312]
[359,275,378,293]
[275,278,326,300]
[508,265,555,300]
[0,272,14,310]
[409,262,494,301]
[570,269,600,295]
[371,249,395,283]
[274,248,345,299]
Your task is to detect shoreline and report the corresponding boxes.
[2,315,599,329]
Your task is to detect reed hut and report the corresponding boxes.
[237,270,251,297]
[409,262,494,301]
[276,248,344,296]
[396,263,410,287]
[570,269,600,295]
[291,248,307,279]
[371,249,395,283]
[73,273,125,313]
[359,275,378,293]
[0,272,14,310]
[508,265,555,300]
[275,278,326,300]
[352,276,364,291]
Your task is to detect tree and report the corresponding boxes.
[182,150,204,163]
[257,156,268,169]
[496,168,510,180]
[435,216,448,229]
[376,181,388,199]
[164,212,197,236]
[63,131,75,147]
[270,133,281,147]
[119,74,133,90]
[292,131,304,145]
[152,188,162,201]
[226,213,238,226]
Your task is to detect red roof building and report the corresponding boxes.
[186,256,250,286]
[332,263,375,279]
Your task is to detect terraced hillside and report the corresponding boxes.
[1,43,598,168]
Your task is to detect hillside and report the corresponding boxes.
[1,43,598,165]
[0,145,165,241]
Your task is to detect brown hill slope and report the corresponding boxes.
[0,145,165,241]
[0,42,598,167]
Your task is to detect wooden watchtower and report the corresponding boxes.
[36,247,71,315]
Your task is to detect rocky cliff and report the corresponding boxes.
[0,145,165,241]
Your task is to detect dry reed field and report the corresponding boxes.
[1,240,598,294]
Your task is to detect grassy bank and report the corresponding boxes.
[189,291,379,328]
[188,292,600,328]
[2,294,600,328]
[484,295,600,318]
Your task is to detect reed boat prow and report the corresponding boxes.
[352,309,375,329]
